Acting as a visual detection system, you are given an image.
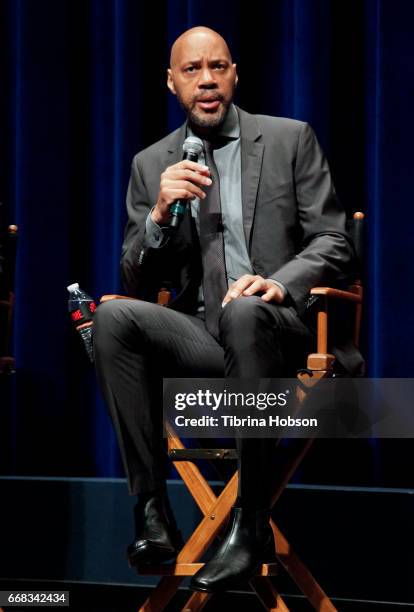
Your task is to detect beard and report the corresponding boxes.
[176,90,233,131]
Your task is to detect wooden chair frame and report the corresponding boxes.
[99,213,364,611]
[0,224,18,375]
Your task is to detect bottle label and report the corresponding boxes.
[70,301,96,323]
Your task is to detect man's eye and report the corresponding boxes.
[186,66,196,73]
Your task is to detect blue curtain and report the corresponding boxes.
[1,0,413,487]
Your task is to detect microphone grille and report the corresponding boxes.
[183,136,203,156]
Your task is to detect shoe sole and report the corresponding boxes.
[189,577,246,594]
[189,556,276,593]
[128,545,179,567]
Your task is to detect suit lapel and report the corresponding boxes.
[236,106,264,249]
[166,121,187,164]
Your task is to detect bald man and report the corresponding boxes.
[93,26,353,592]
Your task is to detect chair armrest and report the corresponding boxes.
[100,294,138,303]
[100,287,171,306]
[0,356,15,375]
[310,287,362,303]
[310,284,363,358]
[0,298,13,307]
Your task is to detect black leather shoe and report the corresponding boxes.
[127,493,184,566]
[189,506,276,593]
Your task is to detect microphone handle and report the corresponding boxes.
[169,150,199,229]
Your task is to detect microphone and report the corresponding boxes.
[169,136,204,229]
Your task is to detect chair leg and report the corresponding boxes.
[137,468,237,611]
[139,368,336,612]
[138,576,182,611]
[266,370,338,611]
[175,472,238,563]
[180,591,212,612]
[271,523,337,612]
[250,577,290,611]
[167,423,229,515]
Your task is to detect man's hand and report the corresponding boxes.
[222,274,285,307]
[152,160,212,225]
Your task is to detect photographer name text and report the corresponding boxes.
[174,415,318,428]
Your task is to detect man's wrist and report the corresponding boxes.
[151,206,169,226]
[144,208,170,248]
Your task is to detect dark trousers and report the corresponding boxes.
[93,296,313,505]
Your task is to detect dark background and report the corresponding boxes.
[1,0,413,488]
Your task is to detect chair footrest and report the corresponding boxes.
[136,562,277,576]
[169,448,238,461]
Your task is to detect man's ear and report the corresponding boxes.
[167,68,176,95]
[233,64,238,87]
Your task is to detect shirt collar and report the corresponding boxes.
[186,103,240,140]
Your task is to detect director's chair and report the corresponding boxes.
[0,223,18,376]
[100,212,364,611]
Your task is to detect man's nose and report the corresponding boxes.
[198,67,217,87]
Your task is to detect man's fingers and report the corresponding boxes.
[242,279,265,296]
[222,286,244,306]
[260,287,278,302]
[161,180,207,200]
[261,285,283,303]
[157,157,212,225]
[164,188,204,202]
[171,160,211,175]
[166,168,213,186]
[222,276,284,307]
[222,275,260,306]
[222,289,240,306]
[181,160,210,174]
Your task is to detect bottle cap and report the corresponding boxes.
[67,282,80,293]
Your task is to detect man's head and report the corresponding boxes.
[167,27,238,134]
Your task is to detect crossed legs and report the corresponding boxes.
[93,297,311,495]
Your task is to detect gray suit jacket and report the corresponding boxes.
[121,105,354,320]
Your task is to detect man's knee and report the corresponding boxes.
[219,296,274,339]
[94,298,128,332]
[93,299,148,355]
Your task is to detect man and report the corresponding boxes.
[93,26,354,593]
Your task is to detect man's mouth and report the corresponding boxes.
[195,98,222,111]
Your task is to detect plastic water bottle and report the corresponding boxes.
[67,282,96,362]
